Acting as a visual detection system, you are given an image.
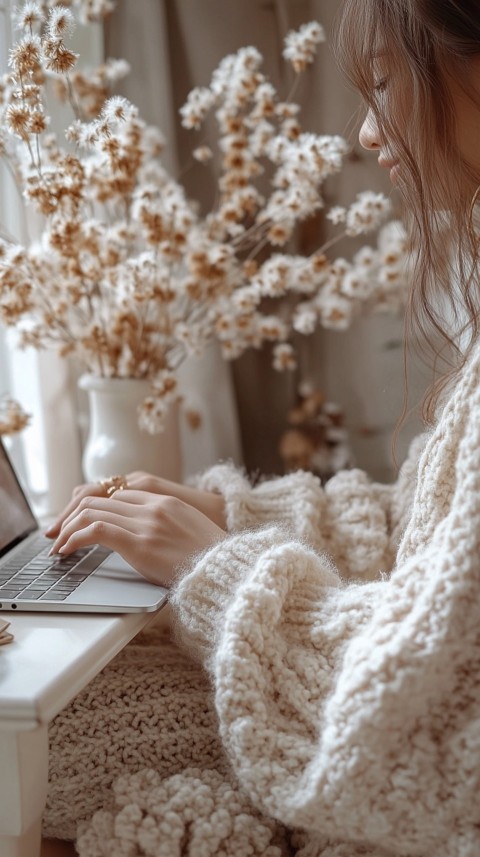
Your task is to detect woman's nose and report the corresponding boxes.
[359,109,381,151]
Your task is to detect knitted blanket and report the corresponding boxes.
[45,342,480,856]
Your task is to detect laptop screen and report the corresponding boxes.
[0,439,37,558]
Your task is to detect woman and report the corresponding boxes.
[44,1,480,855]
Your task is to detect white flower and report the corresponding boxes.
[193,145,213,163]
[268,133,347,190]
[377,219,408,252]
[272,342,297,370]
[174,322,206,357]
[254,255,291,297]
[346,191,392,236]
[248,120,275,157]
[137,396,168,434]
[76,120,99,148]
[8,34,41,73]
[251,81,276,120]
[275,102,300,119]
[102,96,137,124]
[377,265,403,291]
[293,305,318,334]
[232,286,260,312]
[142,125,166,155]
[283,21,325,73]
[258,315,288,341]
[327,206,347,225]
[320,294,354,330]
[14,2,44,31]
[340,270,374,300]
[179,86,215,129]
[353,246,377,270]
[76,0,116,25]
[47,6,75,38]
[211,47,262,101]
[103,58,131,82]
[65,118,83,144]
[152,369,179,400]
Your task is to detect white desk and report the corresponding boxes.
[0,609,163,857]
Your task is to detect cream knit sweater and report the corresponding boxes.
[45,342,480,857]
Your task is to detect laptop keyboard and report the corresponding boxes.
[0,533,110,602]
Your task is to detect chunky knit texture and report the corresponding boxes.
[75,768,290,857]
[193,431,425,580]
[45,345,480,856]
[44,624,229,841]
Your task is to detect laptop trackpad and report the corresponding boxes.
[95,552,151,582]
[67,552,168,608]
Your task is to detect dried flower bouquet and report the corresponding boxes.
[0,5,410,432]
[0,397,30,435]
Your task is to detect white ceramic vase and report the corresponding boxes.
[79,374,182,482]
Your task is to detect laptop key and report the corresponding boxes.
[50,584,79,593]
[26,581,51,592]
[18,591,43,599]
[12,572,40,580]
[25,562,54,572]
[40,592,68,600]
[52,560,80,571]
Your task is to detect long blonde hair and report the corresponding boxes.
[335,0,480,423]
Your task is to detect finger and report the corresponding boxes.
[57,521,139,560]
[114,490,187,511]
[107,489,162,505]
[58,494,144,535]
[51,507,141,554]
[44,484,106,537]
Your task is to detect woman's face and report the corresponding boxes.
[359,54,480,192]
[359,107,401,184]
[358,56,408,186]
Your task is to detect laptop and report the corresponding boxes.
[0,439,168,613]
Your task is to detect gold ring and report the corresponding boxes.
[99,474,129,497]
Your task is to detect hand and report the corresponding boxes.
[48,490,226,587]
[45,471,226,538]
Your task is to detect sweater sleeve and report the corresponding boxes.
[192,433,426,581]
[170,379,480,856]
